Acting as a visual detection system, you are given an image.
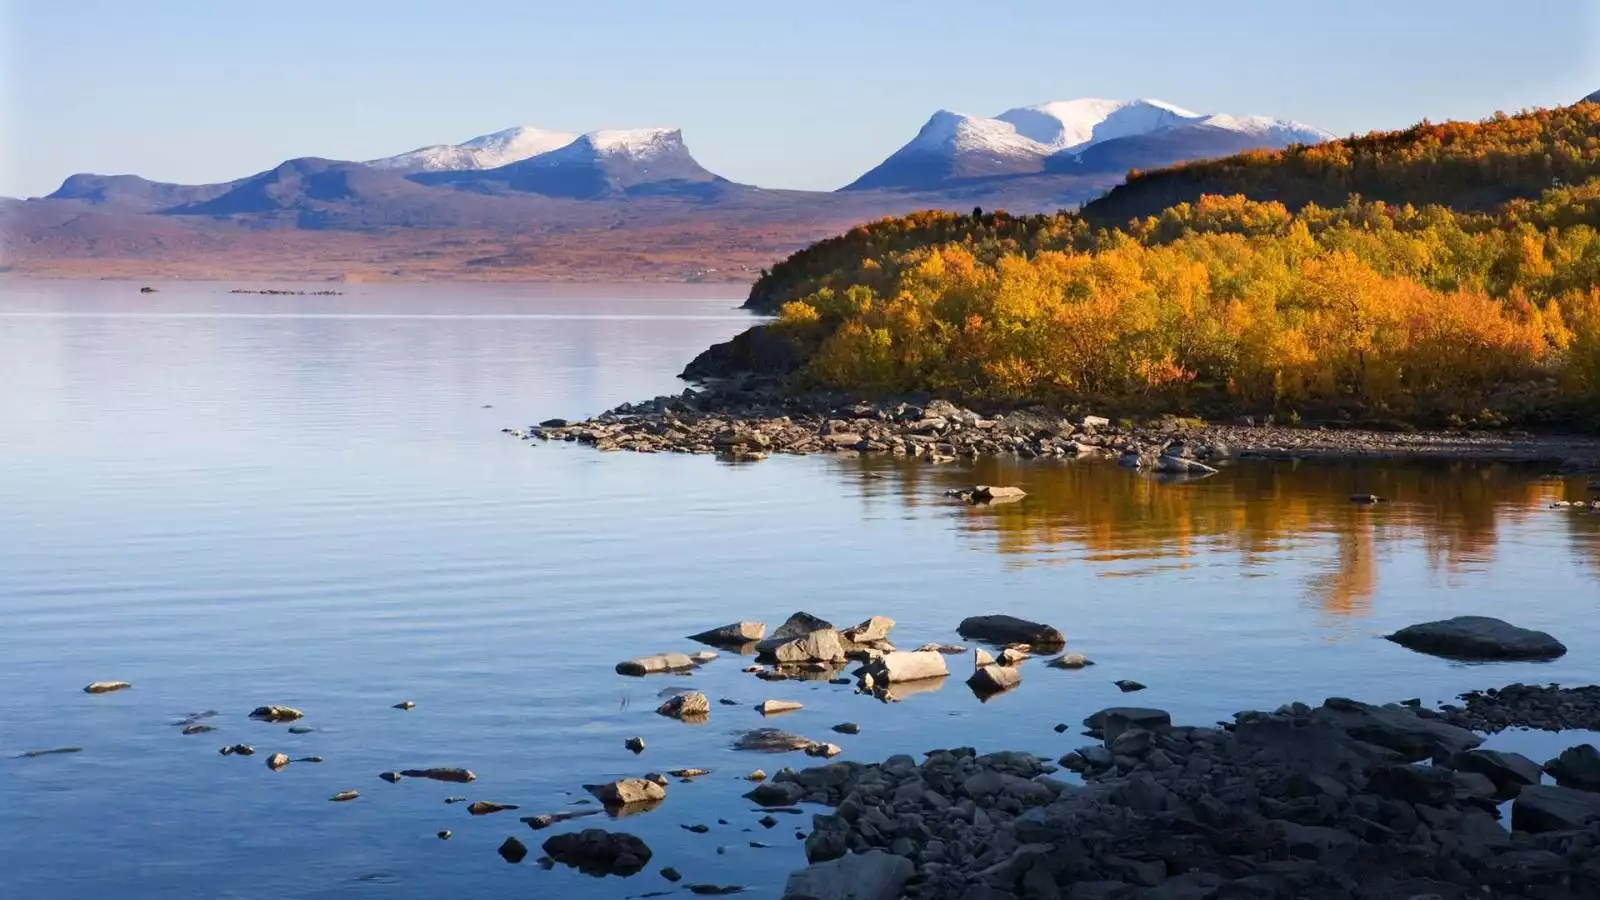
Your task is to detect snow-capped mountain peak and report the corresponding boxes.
[906,110,1049,158]
[366,126,578,172]
[1196,114,1335,144]
[564,128,686,161]
[997,98,1203,151]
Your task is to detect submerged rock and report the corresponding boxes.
[1047,652,1093,669]
[329,790,359,802]
[956,614,1065,648]
[733,729,817,753]
[399,767,476,783]
[16,747,82,759]
[586,777,666,807]
[1386,616,1567,661]
[497,836,528,864]
[83,681,131,694]
[541,828,653,876]
[657,691,711,720]
[249,705,304,723]
[616,653,697,676]
[689,621,767,647]
[467,800,520,816]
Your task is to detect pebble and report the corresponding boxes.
[329,790,359,802]
[625,737,646,754]
[266,753,290,771]
[393,701,415,710]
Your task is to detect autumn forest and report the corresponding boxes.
[746,102,1600,426]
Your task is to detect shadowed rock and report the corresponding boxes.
[399,767,476,783]
[1386,616,1566,661]
[541,829,652,876]
[689,621,766,648]
[957,615,1065,648]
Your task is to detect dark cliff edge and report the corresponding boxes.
[679,324,802,381]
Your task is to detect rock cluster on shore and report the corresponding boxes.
[776,696,1600,900]
[520,383,1600,469]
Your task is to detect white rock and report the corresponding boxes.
[862,651,948,684]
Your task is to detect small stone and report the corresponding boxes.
[1047,652,1093,669]
[586,777,666,806]
[661,867,683,882]
[831,723,860,735]
[1114,679,1147,692]
[667,768,710,778]
[757,699,803,715]
[393,701,416,710]
[444,796,467,804]
[658,691,711,720]
[249,705,305,723]
[437,830,451,840]
[625,737,646,754]
[468,801,520,815]
[645,772,669,786]
[266,753,290,771]
[616,653,697,676]
[83,681,132,694]
[682,823,711,833]
[286,726,314,734]
[804,742,842,758]
[221,744,254,756]
[399,767,476,783]
[498,836,528,863]
[379,771,402,783]
[973,648,995,668]
[181,724,215,735]
[329,790,359,802]
[759,815,777,828]
[746,770,767,781]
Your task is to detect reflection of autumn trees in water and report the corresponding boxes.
[848,457,1600,617]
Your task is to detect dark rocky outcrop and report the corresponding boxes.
[540,829,652,876]
[956,615,1065,648]
[680,325,802,381]
[1385,616,1567,661]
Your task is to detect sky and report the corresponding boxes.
[2,0,1597,198]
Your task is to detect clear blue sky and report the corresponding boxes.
[2,0,1596,198]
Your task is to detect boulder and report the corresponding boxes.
[249,705,305,722]
[586,778,666,807]
[1085,707,1171,740]
[616,653,697,676]
[1313,697,1481,762]
[398,767,476,783]
[756,612,836,652]
[765,628,847,664]
[747,780,806,806]
[967,664,1021,695]
[1385,616,1566,661]
[265,753,290,771]
[688,621,766,647]
[1452,749,1543,797]
[841,615,895,643]
[541,828,653,876]
[973,648,995,668]
[781,849,914,900]
[656,692,710,720]
[497,836,527,863]
[1545,743,1600,791]
[957,614,1065,648]
[1511,784,1600,832]
[805,742,843,758]
[1155,455,1218,475]
[733,728,817,752]
[972,485,1026,503]
[858,650,948,684]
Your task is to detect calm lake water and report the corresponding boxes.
[2,280,1598,899]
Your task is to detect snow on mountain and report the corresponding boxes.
[903,110,1051,159]
[366,126,578,172]
[534,128,687,165]
[997,98,1202,151]
[1194,114,1335,145]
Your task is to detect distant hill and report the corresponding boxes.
[1081,103,1600,226]
[414,128,731,200]
[365,126,578,172]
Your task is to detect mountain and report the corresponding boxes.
[46,173,239,212]
[365,126,578,172]
[414,128,730,199]
[841,111,1050,190]
[845,98,1334,192]
[1585,90,1600,104]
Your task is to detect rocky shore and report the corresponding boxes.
[519,382,1600,472]
[776,694,1600,900]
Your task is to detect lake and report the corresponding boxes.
[2,280,1597,899]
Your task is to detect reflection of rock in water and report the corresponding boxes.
[881,675,948,702]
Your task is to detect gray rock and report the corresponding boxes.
[689,621,767,646]
[1085,707,1171,739]
[967,664,1021,696]
[841,615,895,643]
[586,778,666,807]
[541,828,652,876]
[399,767,476,783]
[1047,652,1093,669]
[1452,748,1543,796]
[1154,455,1218,475]
[1511,783,1600,832]
[467,800,520,815]
[859,650,948,684]
[1546,743,1600,791]
[249,705,304,722]
[756,611,836,652]
[1386,616,1566,661]
[747,780,805,806]
[657,691,711,720]
[781,849,913,900]
[616,653,697,676]
[767,628,847,664]
[734,728,817,752]
[957,614,1065,648]
[1314,697,1481,761]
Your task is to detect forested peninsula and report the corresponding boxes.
[720,102,1600,428]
